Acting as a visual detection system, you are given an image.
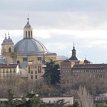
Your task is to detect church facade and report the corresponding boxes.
[1,18,57,68]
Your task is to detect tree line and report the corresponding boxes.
[0,89,80,107]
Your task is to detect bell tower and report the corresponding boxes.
[23,18,33,39]
[1,34,14,63]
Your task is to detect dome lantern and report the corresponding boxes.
[24,18,33,39]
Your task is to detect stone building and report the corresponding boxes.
[1,18,57,68]
[60,45,79,88]
[0,64,19,80]
[60,46,107,95]
[27,61,45,81]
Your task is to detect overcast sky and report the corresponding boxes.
[0,0,107,63]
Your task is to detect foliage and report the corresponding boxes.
[72,102,80,107]
[31,94,42,107]
[44,60,60,85]
[96,103,107,107]
[0,90,77,107]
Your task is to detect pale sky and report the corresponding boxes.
[0,0,107,63]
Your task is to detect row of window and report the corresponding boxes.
[25,31,32,37]
[28,70,41,74]
[73,69,103,73]
[2,47,12,53]
[73,73,104,78]
[30,75,37,79]
[29,66,42,69]
[0,74,16,79]
[61,70,71,73]
[0,70,16,73]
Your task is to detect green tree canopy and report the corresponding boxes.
[44,60,60,85]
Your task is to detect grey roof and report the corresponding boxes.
[2,36,14,45]
[69,56,78,60]
[24,20,31,29]
[69,46,78,61]
[14,38,48,56]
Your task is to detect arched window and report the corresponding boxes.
[28,31,30,38]
[26,31,27,37]
[9,48,11,53]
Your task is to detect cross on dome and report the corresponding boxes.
[27,17,29,24]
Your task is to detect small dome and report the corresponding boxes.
[14,38,48,56]
[24,22,31,29]
[24,18,32,29]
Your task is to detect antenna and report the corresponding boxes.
[27,13,30,23]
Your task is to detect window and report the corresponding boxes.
[38,66,41,73]
[38,57,42,60]
[35,75,37,79]
[28,31,30,37]
[35,71,37,74]
[31,75,33,79]
[23,57,28,61]
[31,71,33,74]
[14,69,15,73]
[28,67,30,73]
[9,47,11,53]
[26,31,27,37]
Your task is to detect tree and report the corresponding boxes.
[31,94,43,107]
[72,102,79,107]
[44,60,60,85]
[7,89,14,107]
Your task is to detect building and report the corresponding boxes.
[1,18,57,68]
[60,46,107,95]
[27,61,44,81]
[71,64,107,90]
[42,96,73,105]
[0,64,19,80]
[60,45,79,88]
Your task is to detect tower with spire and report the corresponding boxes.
[69,44,78,61]
[1,33,14,63]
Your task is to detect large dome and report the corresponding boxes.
[14,38,48,56]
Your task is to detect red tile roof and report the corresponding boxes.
[0,64,17,68]
[72,64,107,69]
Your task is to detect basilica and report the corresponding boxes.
[1,18,57,68]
